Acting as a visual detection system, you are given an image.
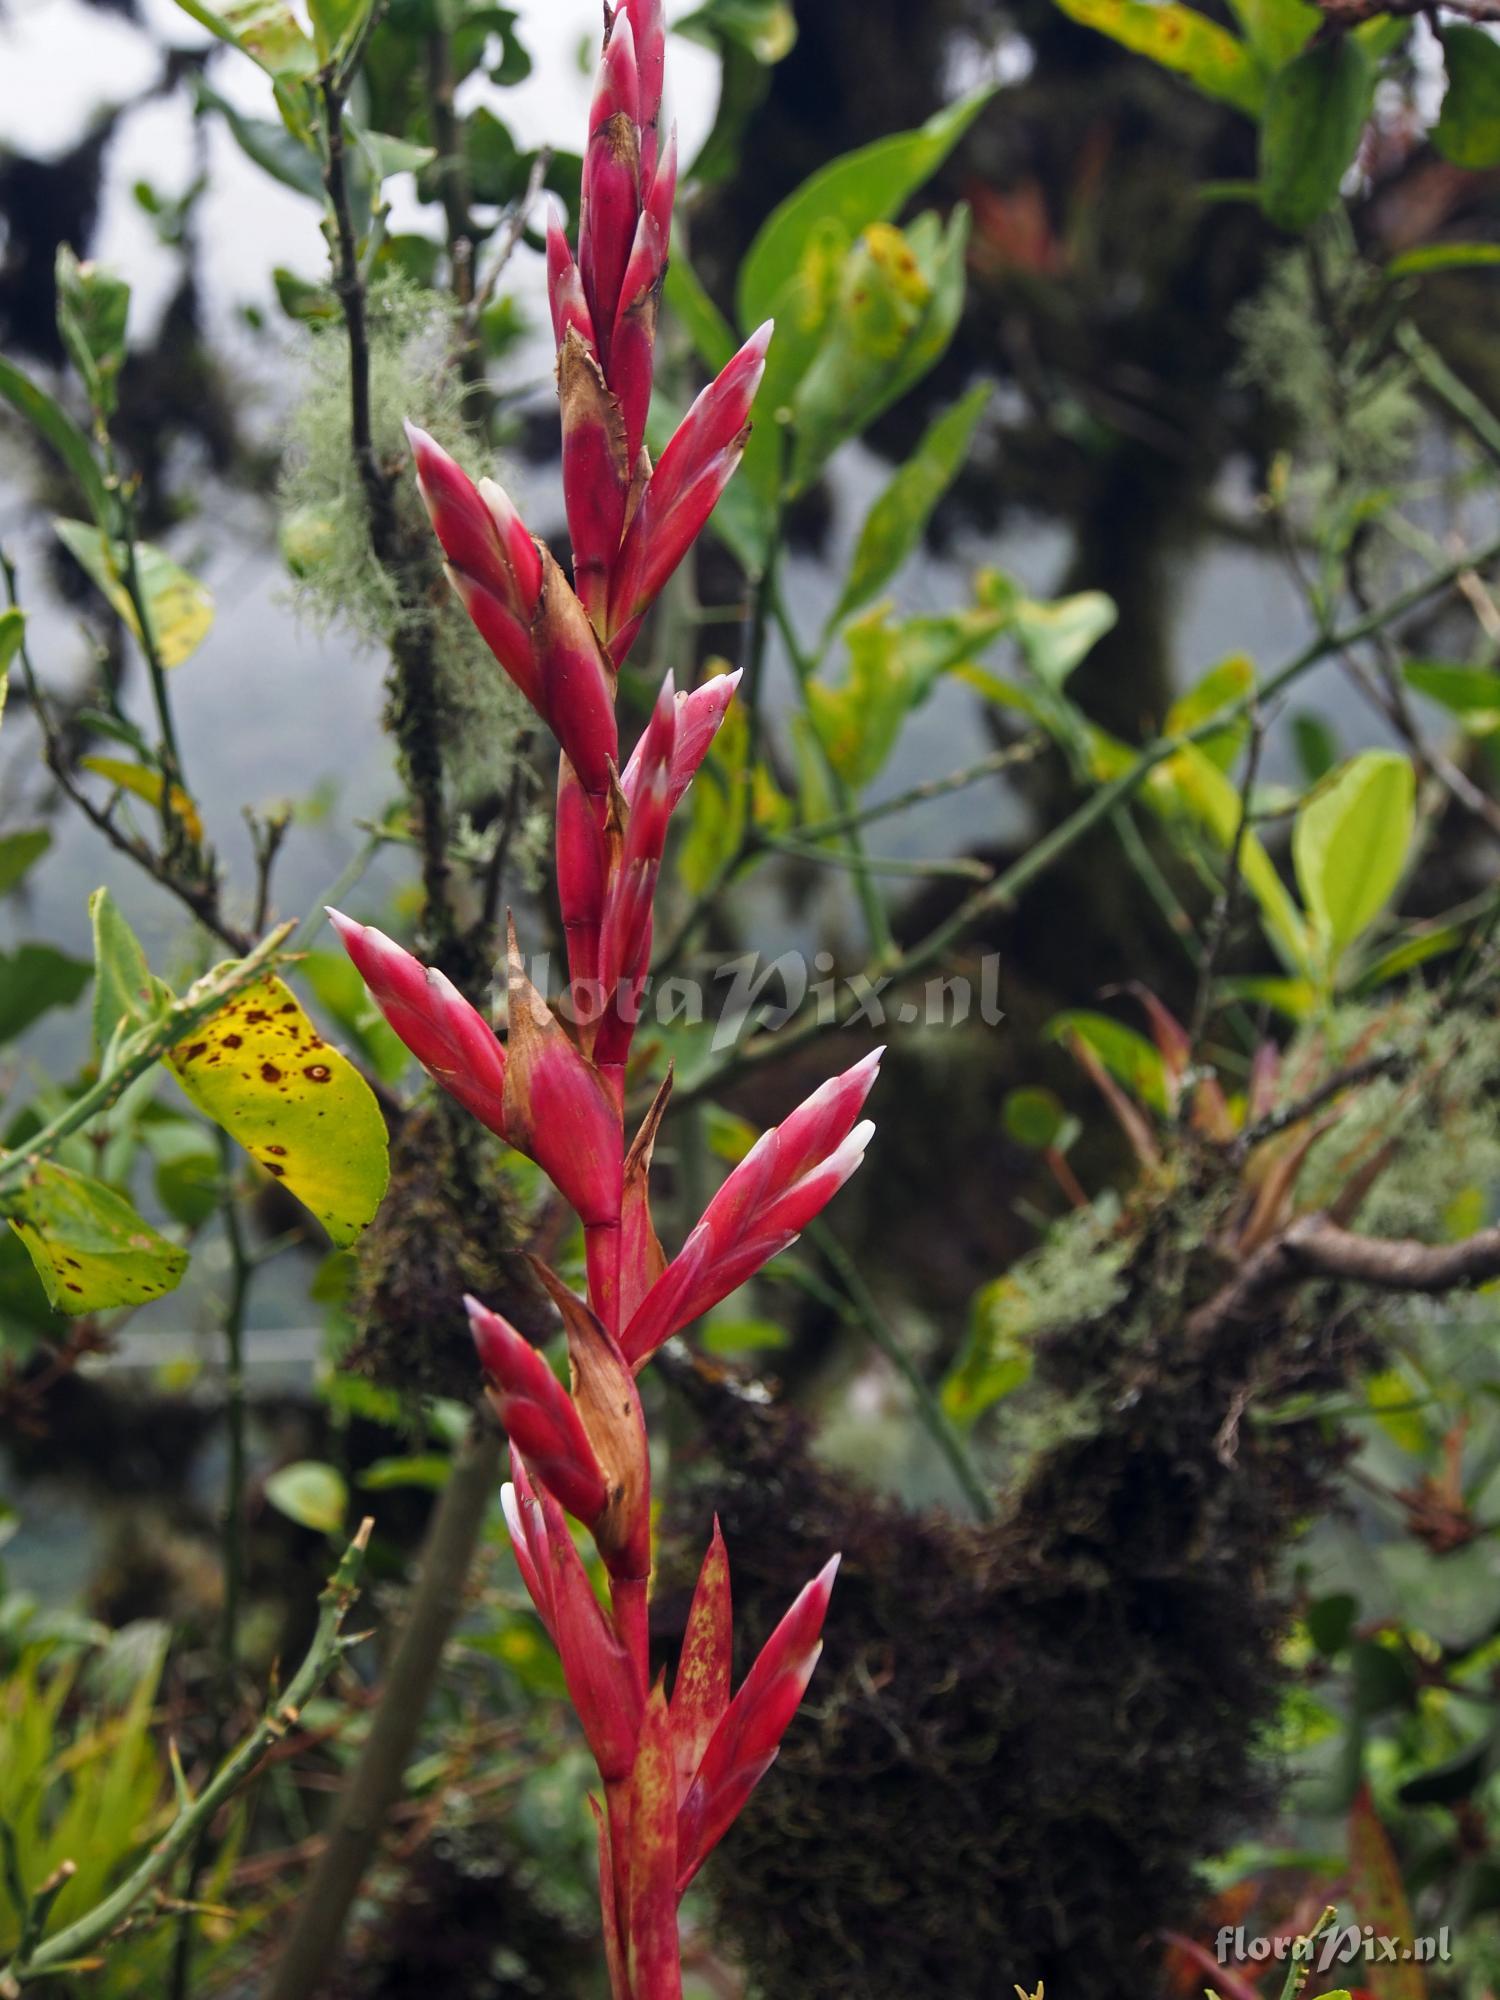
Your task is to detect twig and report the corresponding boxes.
[0,1524,372,1989]
[1187,704,1265,1058]
[468,150,554,331]
[262,1413,504,2000]
[794,741,1042,844]
[1232,1047,1409,1156]
[3,550,250,955]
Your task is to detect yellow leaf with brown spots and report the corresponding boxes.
[6,1159,188,1313]
[167,974,389,1245]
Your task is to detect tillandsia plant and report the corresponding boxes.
[326,3,878,1989]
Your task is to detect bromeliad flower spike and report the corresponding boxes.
[333,3,878,1991]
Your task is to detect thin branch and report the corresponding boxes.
[262,1412,504,2000]
[468,149,554,331]
[0,1524,372,1990]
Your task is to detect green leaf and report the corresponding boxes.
[1224,0,1318,68]
[676,0,793,183]
[1165,653,1256,767]
[358,1453,452,1491]
[1050,0,1264,114]
[82,756,204,844]
[0,830,51,898]
[678,0,796,63]
[350,124,438,182]
[663,246,738,374]
[192,76,325,200]
[1013,589,1117,689]
[166,974,390,1245]
[53,519,214,668]
[831,384,990,627]
[265,1459,348,1533]
[4,1159,188,1314]
[0,356,112,528]
[1259,38,1374,232]
[1291,711,1338,781]
[1433,25,1500,170]
[0,944,91,1045]
[90,887,165,1057]
[1147,742,1313,975]
[308,0,367,62]
[699,1316,792,1357]
[738,84,995,337]
[941,1276,1036,1425]
[1292,749,1415,966]
[54,248,130,420]
[1002,1086,1073,1150]
[1046,1010,1169,1113]
[787,208,974,492]
[172,0,317,76]
[1404,660,1500,734]
[1388,242,1500,277]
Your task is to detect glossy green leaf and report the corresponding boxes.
[737,84,995,336]
[166,974,390,1245]
[265,1459,348,1533]
[1433,25,1500,170]
[54,248,130,420]
[0,830,51,897]
[1260,38,1374,232]
[90,887,167,1056]
[5,1159,188,1314]
[1293,749,1415,964]
[1051,0,1264,114]
[831,384,990,628]
[53,519,214,668]
[0,944,91,1045]
[0,356,112,527]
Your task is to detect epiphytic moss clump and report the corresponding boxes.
[277,273,535,815]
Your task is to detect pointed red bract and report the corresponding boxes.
[539,1483,644,1781]
[676,1555,840,1892]
[503,922,623,1230]
[670,1521,732,1802]
[327,911,508,1137]
[625,1682,682,1999]
[619,668,741,812]
[622,1050,883,1366]
[606,323,773,656]
[580,11,641,358]
[468,1296,609,1527]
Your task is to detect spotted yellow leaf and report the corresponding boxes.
[6,1158,188,1313]
[167,974,389,1245]
[53,518,214,668]
[82,756,204,844]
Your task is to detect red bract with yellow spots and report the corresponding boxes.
[331,4,877,1990]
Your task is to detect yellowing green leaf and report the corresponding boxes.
[265,1458,349,1532]
[53,519,214,668]
[82,756,204,845]
[166,974,389,1245]
[1293,749,1415,967]
[5,1159,188,1313]
[1050,0,1264,115]
[172,0,317,75]
[90,886,169,1055]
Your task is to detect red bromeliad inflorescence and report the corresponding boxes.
[330,5,877,1990]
